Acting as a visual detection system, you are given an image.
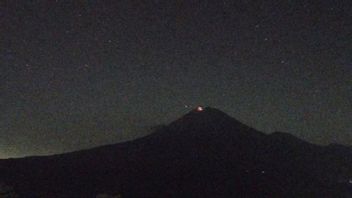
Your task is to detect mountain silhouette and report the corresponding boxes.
[0,107,351,197]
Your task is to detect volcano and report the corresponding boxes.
[0,107,352,197]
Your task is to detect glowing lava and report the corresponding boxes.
[196,106,204,111]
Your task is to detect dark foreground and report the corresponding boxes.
[1,107,352,197]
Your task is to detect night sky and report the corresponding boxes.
[1,0,351,158]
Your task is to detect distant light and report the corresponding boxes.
[196,106,204,111]
[261,171,265,174]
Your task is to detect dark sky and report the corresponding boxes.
[1,0,351,158]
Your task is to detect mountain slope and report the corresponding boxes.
[0,107,351,197]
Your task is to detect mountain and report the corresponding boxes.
[0,107,352,197]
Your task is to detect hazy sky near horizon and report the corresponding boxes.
[1,0,351,158]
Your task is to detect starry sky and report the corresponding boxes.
[1,0,351,158]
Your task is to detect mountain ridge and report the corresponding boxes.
[0,107,351,197]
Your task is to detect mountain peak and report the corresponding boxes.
[183,106,233,121]
[167,106,248,133]
[188,106,229,115]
